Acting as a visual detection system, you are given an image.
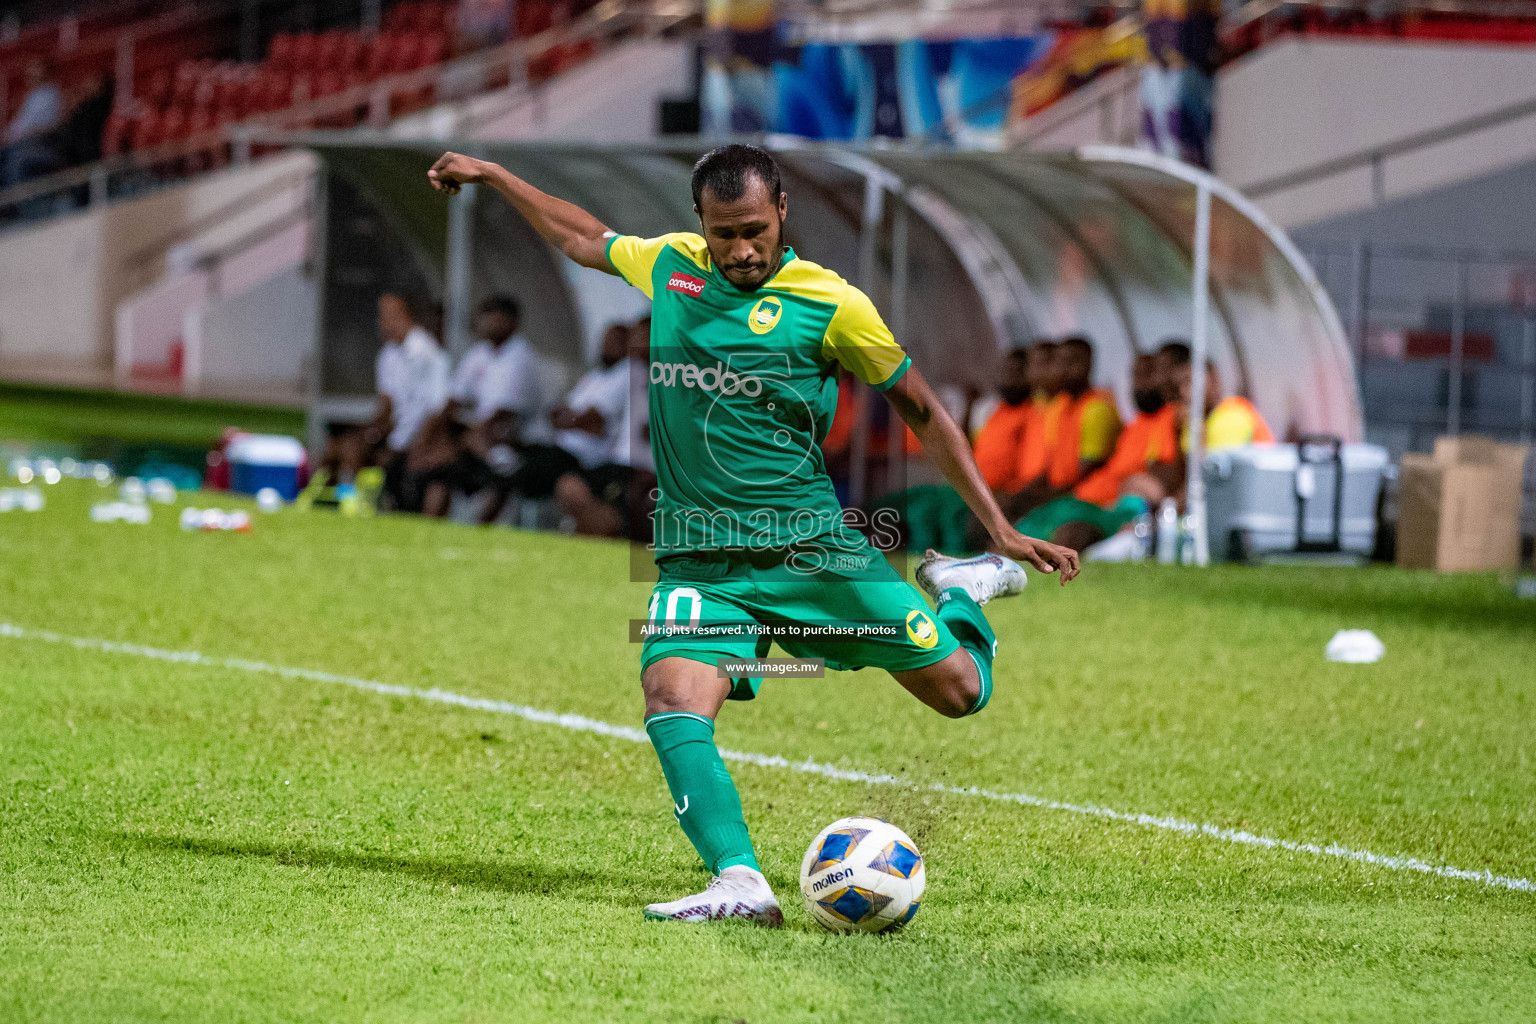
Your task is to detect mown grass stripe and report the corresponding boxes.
[4,619,1531,895]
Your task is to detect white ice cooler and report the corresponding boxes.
[226,434,306,500]
[1202,440,1390,562]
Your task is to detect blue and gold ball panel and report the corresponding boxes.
[868,840,921,879]
[816,886,894,924]
[809,827,872,872]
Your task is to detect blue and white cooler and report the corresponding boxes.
[1203,439,1390,562]
[226,434,307,501]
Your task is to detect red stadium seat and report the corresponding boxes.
[102,111,132,156]
[314,69,344,97]
[130,109,164,150]
[290,32,319,69]
[159,107,189,141]
[144,68,173,109]
[268,32,296,69]
[187,106,215,135]
[394,35,426,73]
[315,30,344,68]
[416,33,447,68]
[337,31,365,70]
[365,34,395,77]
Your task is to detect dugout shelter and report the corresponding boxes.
[307,140,1361,506]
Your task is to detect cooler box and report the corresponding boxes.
[226,434,306,500]
[1203,440,1389,563]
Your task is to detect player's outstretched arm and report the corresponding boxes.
[427,152,616,273]
[885,367,1080,584]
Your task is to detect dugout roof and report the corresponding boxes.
[311,141,1361,442]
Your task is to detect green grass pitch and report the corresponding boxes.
[2,479,1534,1022]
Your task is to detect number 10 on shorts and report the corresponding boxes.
[649,587,703,628]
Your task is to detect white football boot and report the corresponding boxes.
[643,865,784,927]
[915,549,1028,606]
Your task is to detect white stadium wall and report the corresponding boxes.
[0,151,315,399]
[1215,37,1536,227]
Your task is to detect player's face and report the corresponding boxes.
[697,177,788,291]
[998,353,1031,405]
[378,295,413,343]
[1057,345,1092,392]
[475,308,515,344]
[599,324,628,367]
[1026,345,1060,395]
[1131,353,1164,413]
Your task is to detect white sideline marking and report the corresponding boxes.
[4,620,1532,895]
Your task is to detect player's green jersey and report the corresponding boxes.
[607,232,911,565]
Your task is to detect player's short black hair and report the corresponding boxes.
[1060,335,1093,357]
[380,289,428,325]
[1158,340,1192,366]
[479,294,520,320]
[691,144,784,211]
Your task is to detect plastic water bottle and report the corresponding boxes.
[91,501,151,524]
[0,488,27,512]
[147,478,178,504]
[1130,511,1154,561]
[181,507,251,532]
[1178,515,1197,565]
[1156,498,1179,564]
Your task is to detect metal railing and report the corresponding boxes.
[0,0,700,224]
[1008,62,1138,149]
[1304,237,1536,449]
[1245,89,1536,201]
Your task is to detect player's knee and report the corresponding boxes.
[935,662,982,719]
[641,658,720,717]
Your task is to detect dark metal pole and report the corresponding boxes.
[444,184,476,360]
[1521,311,1535,447]
[1448,258,1467,436]
[1352,241,1370,368]
[886,192,910,482]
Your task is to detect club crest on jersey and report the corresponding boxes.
[905,609,938,649]
[667,271,707,297]
[747,296,783,334]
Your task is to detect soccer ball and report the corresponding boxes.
[799,816,925,933]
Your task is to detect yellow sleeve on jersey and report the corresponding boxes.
[823,284,911,391]
[605,234,678,299]
[1077,396,1121,461]
[1205,401,1258,451]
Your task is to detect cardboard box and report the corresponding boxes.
[1396,435,1528,572]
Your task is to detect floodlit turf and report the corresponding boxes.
[0,382,304,448]
[2,479,1534,1023]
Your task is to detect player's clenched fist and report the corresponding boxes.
[428,151,483,194]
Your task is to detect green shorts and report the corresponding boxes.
[1018,495,1147,543]
[640,549,960,700]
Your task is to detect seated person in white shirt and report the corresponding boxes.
[473,321,631,526]
[553,315,657,539]
[315,292,447,507]
[377,293,449,510]
[410,295,524,517]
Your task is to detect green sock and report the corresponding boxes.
[644,712,760,874]
[936,588,996,716]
